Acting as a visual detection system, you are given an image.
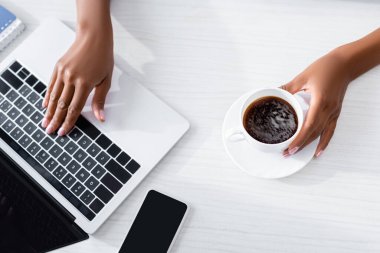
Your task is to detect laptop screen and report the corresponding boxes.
[0,151,88,253]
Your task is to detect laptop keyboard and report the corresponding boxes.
[0,61,141,221]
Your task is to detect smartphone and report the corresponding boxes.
[119,190,188,253]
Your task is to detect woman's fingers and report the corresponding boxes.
[91,75,111,122]
[43,65,58,108]
[315,120,337,158]
[46,84,75,135]
[283,98,322,156]
[59,84,91,135]
[42,76,64,128]
[280,77,304,95]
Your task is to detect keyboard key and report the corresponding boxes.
[62,174,76,188]
[71,182,85,196]
[41,90,46,97]
[27,141,41,156]
[89,198,104,214]
[116,152,131,166]
[77,135,91,149]
[25,75,38,86]
[53,166,67,180]
[57,152,72,166]
[68,195,80,207]
[87,143,101,157]
[107,144,121,157]
[19,85,32,97]
[22,104,35,117]
[31,129,45,143]
[15,114,28,127]
[95,151,110,165]
[35,99,44,111]
[9,61,22,72]
[101,173,122,194]
[10,127,23,140]
[73,148,87,163]
[23,121,37,135]
[27,91,39,104]
[82,156,96,171]
[0,94,3,103]
[33,81,46,93]
[44,158,58,171]
[66,160,81,174]
[79,205,95,220]
[44,172,63,191]
[0,100,11,112]
[64,141,79,155]
[84,176,99,191]
[14,97,27,109]
[56,135,70,147]
[91,164,106,179]
[49,144,63,158]
[30,111,43,124]
[48,130,58,140]
[95,134,112,149]
[0,79,10,95]
[105,159,131,184]
[1,69,23,89]
[17,68,30,79]
[68,127,83,142]
[76,115,100,140]
[6,89,18,102]
[126,160,141,174]
[0,112,6,125]
[75,168,90,182]
[7,107,20,120]
[94,184,113,203]
[80,190,95,205]
[18,134,32,147]
[35,150,49,164]
[41,137,54,150]
[3,120,15,133]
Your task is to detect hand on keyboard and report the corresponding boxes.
[41,18,114,136]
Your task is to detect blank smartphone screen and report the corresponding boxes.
[119,190,187,253]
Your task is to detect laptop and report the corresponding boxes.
[0,18,189,252]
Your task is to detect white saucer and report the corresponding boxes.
[222,91,319,179]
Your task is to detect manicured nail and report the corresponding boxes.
[46,124,54,134]
[41,118,48,128]
[288,147,299,155]
[315,150,323,158]
[58,127,65,136]
[99,109,105,121]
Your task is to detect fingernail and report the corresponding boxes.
[99,109,105,121]
[283,152,291,158]
[315,150,323,158]
[41,118,48,128]
[288,147,299,155]
[46,124,54,134]
[42,100,47,108]
[58,127,65,136]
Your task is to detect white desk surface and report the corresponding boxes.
[2,0,380,252]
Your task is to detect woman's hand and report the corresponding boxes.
[42,0,113,136]
[281,51,351,158]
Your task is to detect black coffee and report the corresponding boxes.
[243,96,298,144]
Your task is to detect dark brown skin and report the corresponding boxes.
[42,0,113,136]
[282,28,380,158]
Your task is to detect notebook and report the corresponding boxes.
[0,5,24,51]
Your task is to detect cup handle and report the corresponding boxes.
[225,128,246,142]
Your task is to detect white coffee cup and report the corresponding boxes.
[226,88,304,152]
